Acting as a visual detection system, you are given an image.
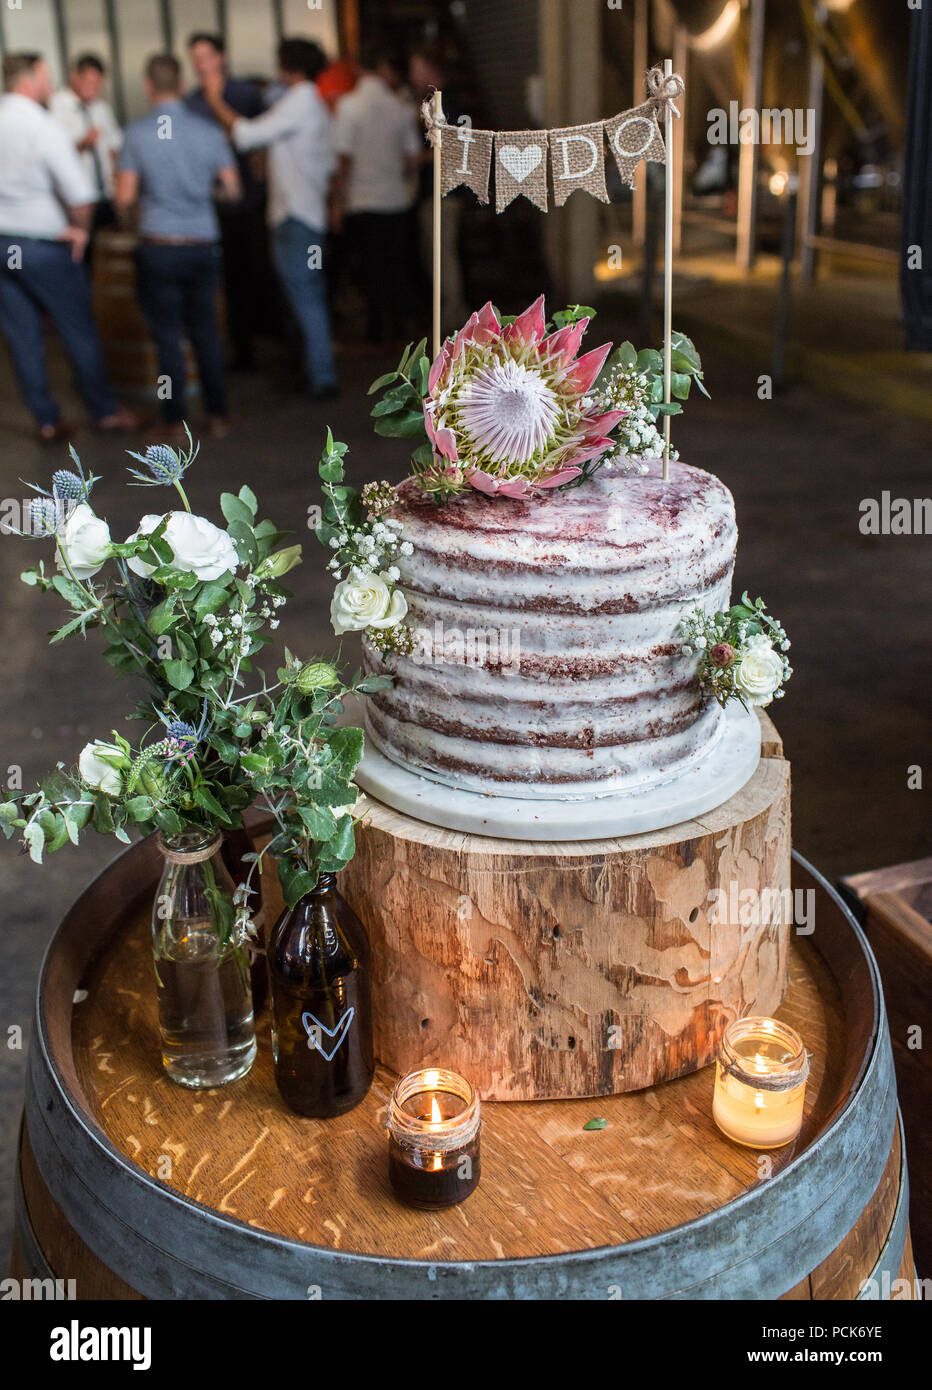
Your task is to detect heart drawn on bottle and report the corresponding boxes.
[498,144,543,184]
[303,1007,355,1061]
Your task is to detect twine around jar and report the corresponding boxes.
[718,1051,811,1093]
[157,832,223,865]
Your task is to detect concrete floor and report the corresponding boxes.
[1,298,929,1263]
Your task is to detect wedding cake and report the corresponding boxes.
[362,459,737,800]
[327,295,789,828]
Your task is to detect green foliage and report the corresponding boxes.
[6,433,384,910]
[600,330,709,424]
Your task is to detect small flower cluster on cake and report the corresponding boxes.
[316,432,413,655]
[593,365,673,473]
[681,593,792,709]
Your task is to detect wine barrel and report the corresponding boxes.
[11,841,916,1300]
[92,229,201,400]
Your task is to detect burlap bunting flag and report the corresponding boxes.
[549,121,610,207]
[494,130,550,213]
[440,124,494,202]
[604,101,666,189]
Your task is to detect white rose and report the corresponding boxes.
[78,740,125,797]
[330,571,407,634]
[55,503,112,581]
[126,512,238,581]
[734,635,785,707]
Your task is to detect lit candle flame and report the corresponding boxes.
[430,1095,443,1124]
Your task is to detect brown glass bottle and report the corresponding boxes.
[267,873,374,1117]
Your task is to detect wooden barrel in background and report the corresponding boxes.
[92,229,200,401]
[10,840,916,1300]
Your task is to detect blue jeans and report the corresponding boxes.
[135,241,228,422]
[272,218,337,391]
[0,235,117,426]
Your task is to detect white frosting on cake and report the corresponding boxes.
[362,459,737,800]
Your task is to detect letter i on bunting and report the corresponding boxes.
[494,130,550,212]
[441,123,494,202]
[604,102,666,188]
[549,123,609,206]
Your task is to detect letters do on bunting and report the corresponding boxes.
[604,101,667,189]
[549,121,610,207]
[426,67,684,213]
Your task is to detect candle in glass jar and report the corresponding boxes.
[712,1017,809,1149]
[387,1068,480,1209]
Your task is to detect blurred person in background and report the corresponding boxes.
[204,38,339,400]
[332,42,421,346]
[49,53,121,265]
[115,54,240,439]
[0,53,137,442]
[186,31,266,373]
[409,46,467,330]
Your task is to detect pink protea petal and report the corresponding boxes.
[564,342,612,394]
[428,344,451,394]
[466,468,501,494]
[585,409,628,434]
[568,436,616,467]
[423,407,438,444]
[497,477,533,497]
[503,294,547,345]
[537,467,583,488]
[433,426,459,462]
[542,318,590,365]
[473,300,501,342]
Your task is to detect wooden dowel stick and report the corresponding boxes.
[662,58,674,481]
[432,89,444,358]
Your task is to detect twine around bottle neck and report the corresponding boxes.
[157,832,223,865]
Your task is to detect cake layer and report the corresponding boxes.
[363,458,737,799]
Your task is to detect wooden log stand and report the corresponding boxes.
[341,712,791,1100]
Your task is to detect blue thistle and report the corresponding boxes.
[51,469,88,502]
[126,423,199,488]
[155,700,210,757]
[26,498,61,539]
[20,445,100,525]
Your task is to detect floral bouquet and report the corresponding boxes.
[0,431,388,1087]
[367,296,707,502]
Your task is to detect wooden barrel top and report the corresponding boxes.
[22,834,904,1298]
[67,908,839,1260]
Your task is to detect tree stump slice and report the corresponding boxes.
[340,712,791,1100]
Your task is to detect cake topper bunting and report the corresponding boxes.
[421,65,685,465]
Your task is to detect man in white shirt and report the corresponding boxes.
[0,53,136,441]
[204,38,338,398]
[332,44,421,344]
[49,53,121,263]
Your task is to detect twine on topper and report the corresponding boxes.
[645,64,686,119]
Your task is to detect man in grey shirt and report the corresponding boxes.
[116,54,240,437]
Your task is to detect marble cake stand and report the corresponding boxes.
[354,701,762,841]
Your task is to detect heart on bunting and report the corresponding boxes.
[494,130,550,212]
[499,144,542,183]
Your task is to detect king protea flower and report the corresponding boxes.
[422,296,626,498]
